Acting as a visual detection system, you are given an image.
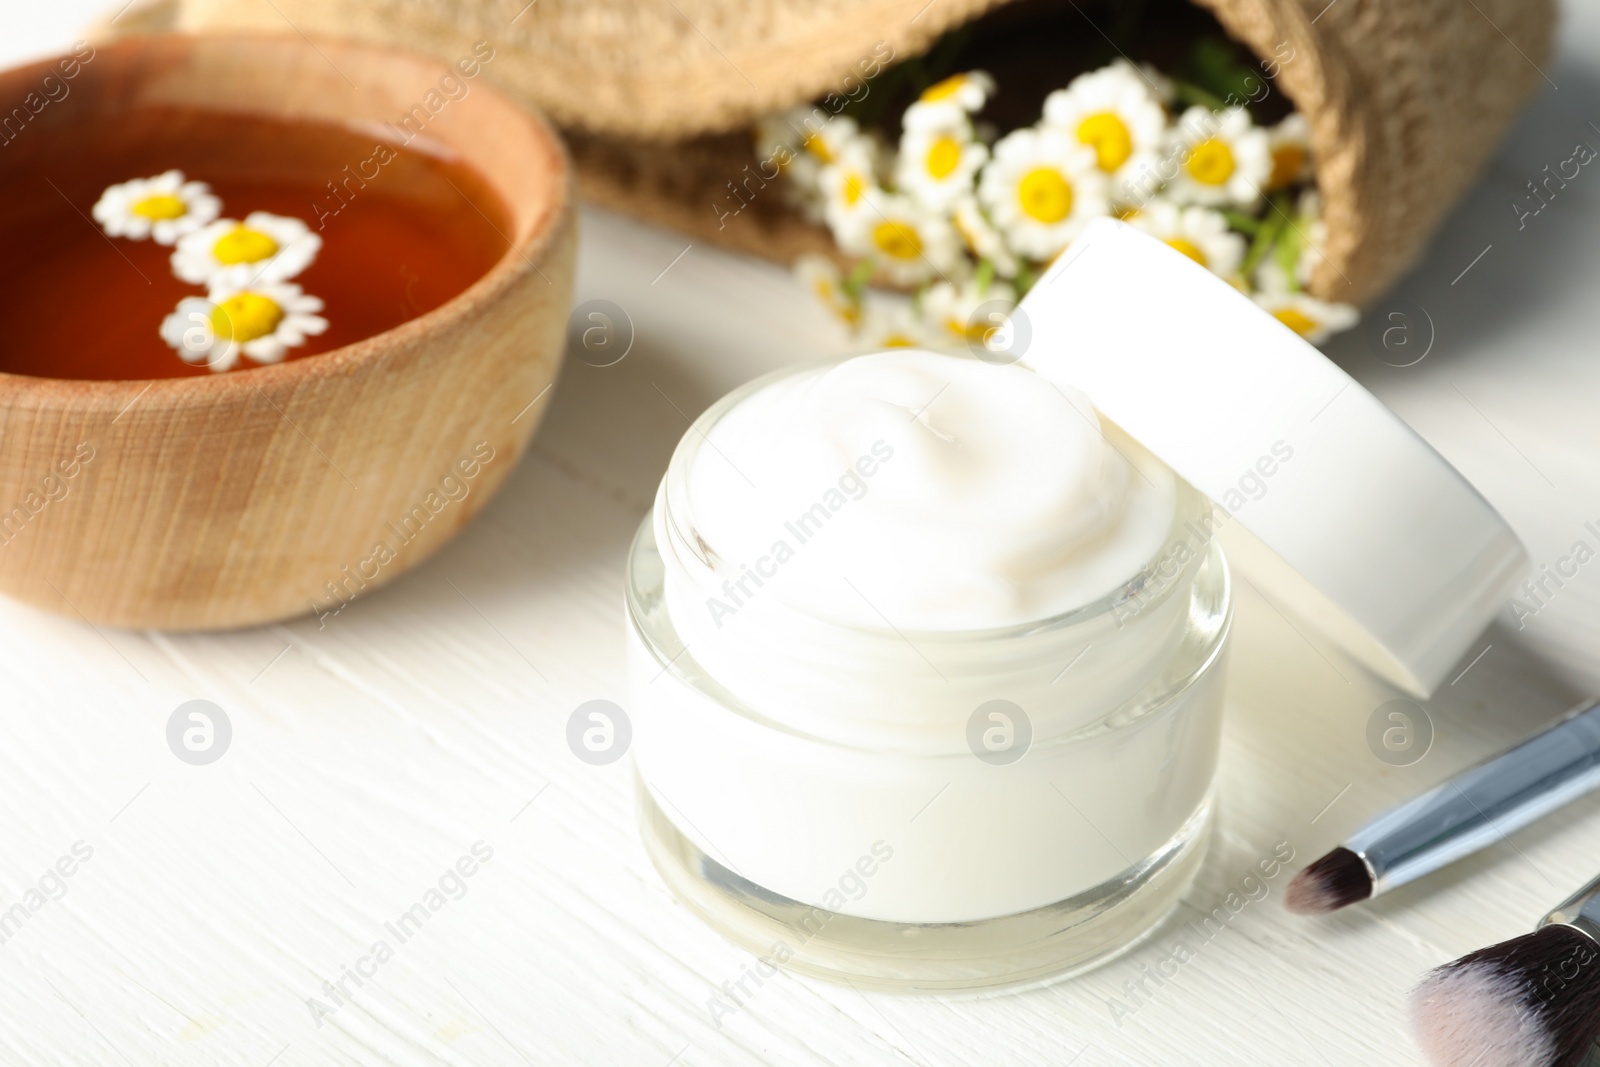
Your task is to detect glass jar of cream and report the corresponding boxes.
[625,349,1230,990]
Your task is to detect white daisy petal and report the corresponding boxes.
[896,110,989,212]
[795,254,862,328]
[172,212,323,287]
[1165,106,1272,208]
[93,171,223,245]
[915,70,995,113]
[977,127,1110,261]
[921,277,1018,352]
[1041,60,1167,204]
[158,281,329,372]
[819,136,884,230]
[952,196,1020,278]
[1254,291,1359,345]
[857,295,934,350]
[1266,112,1313,191]
[833,192,963,286]
[1126,199,1246,278]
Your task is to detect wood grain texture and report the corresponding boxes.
[3,3,1600,1065]
[0,34,574,629]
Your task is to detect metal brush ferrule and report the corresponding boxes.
[1542,874,1600,943]
[1348,697,1600,895]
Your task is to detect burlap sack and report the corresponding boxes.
[113,0,1554,305]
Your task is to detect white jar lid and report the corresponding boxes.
[1016,219,1527,697]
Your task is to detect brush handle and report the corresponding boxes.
[1544,873,1600,942]
[1348,697,1600,895]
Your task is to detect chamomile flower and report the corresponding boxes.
[921,277,1018,351]
[1165,106,1271,208]
[92,170,221,245]
[755,108,858,218]
[171,212,322,287]
[794,254,862,327]
[1292,188,1331,286]
[1041,60,1166,202]
[160,282,328,372]
[857,296,931,349]
[977,127,1109,260]
[896,109,989,211]
[952,196,1020,278]
[906,70,996,125]
[1126,199,1245,277]
[819,136,884,229]
[1265,113,1312,191]
[1254,290,1358,345]
[834,192,962,286]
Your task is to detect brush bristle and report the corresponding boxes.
[1410,925,1600,1067]
[1284,848,1373,915]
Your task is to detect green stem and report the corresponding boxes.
[1220,209,1262,237]
[1240,207,1287,279]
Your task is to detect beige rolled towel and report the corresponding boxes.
[120,0,1554,305]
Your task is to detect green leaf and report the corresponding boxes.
[975,258,996,294]
[1178,36,1262,111]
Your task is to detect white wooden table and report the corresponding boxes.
[4,5,1600,1064]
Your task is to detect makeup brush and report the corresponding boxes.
[1285,697,1600,916]
[1410,874,1600,1067]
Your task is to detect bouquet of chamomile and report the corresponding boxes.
[758,46,1357,352]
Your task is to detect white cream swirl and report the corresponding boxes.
[681,349,1176,632]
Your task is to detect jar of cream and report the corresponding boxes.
[626,348,1231,990]
[626,220,1529,992]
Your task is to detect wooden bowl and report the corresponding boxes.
[0,35,574,630]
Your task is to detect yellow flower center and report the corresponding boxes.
[211,293,285,345]
[1272,308,1318,336]
[132,194,187,221]
[921,74,968,103]
[212,226,281,266]
[882,332,919,348]
[1185,139,1236,186]
[1268,144,1307,190]
[925,135,964,180]
[843,171,865,206]
[803,131,834,164]
[872,220,923,261]
[1077,112,1134,172]
[1017,167,1073,224]
[1165,238,1207,266]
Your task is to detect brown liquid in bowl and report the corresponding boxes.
[0,107,513,380]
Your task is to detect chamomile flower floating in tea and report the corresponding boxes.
[1165,105,1272,208]
[92,170,221,245]
[1127,199,1246,277]
[160,282,328,372]
[977,127,1108,259]
[172,211,322,287]
[1041,60,1167,200]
